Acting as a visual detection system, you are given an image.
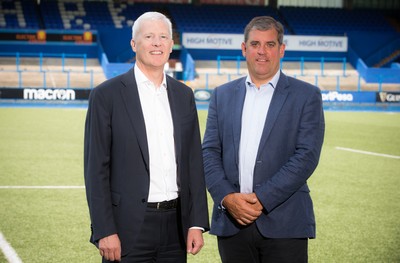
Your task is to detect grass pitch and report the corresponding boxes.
[0,107,399,263]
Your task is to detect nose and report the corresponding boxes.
[152,36,162,46]
[257,45,267,54]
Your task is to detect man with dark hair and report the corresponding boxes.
[203,16,325,263]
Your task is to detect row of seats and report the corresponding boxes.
[0,0,39,28]
[0,0,397,35]
[168,4,282,34]
[280,6,396,35]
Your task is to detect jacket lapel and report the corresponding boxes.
[233,78,247,167]
[166,76,181,167]
[257,72,289,157]
[120,68,150,172]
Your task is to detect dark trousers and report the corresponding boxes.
[217,223,308,263]
[104,206,186,263]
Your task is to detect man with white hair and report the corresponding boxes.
[84,12,209,262]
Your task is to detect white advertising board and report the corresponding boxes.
[182,33,347,52]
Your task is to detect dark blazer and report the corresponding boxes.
[84,68,209,255]
[203,72,325,238]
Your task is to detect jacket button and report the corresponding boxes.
[141,199,146,203]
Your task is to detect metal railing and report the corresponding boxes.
[0,52,105,89]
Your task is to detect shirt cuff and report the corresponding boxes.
[220,197,226,210]
[189,226,205,232]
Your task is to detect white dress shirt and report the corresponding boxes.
[239,71,280,193]
[135,65,178,202]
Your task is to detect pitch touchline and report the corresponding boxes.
[0,186,85,189]
[335,147,400,159]
[0,232,23,263]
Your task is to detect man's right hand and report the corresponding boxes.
[99,234,121,262]
[222,193,263,225]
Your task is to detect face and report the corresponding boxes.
[130,19,173,73]
[241,28,285,86]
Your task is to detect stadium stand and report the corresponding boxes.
[0,2,397,37]
[0,0,399,94]
[0,1,396,34]
[279,6,400,67]
[0,1,398,61]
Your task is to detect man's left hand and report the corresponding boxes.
[186,228,204,255]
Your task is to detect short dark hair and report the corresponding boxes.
[244,16,284,45]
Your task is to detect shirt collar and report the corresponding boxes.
[134,64,167,90]
[246,70,280,90]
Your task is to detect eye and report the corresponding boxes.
[250,41,259,47]
[267,42,276,48]
[160,35,169,40]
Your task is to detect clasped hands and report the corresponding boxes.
[222,193,263,226]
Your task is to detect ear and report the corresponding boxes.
[279,43,285,58]
[169,39,174,54]
[241,42,246,57]
[131,39,136,52]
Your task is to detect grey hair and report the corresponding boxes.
[131,12,172,40]
[244,16,284,45]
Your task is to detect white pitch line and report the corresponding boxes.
[0,232,23,263]
[0,186,84,189]
[335,147,400,159]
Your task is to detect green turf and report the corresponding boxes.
[0,108,399,262]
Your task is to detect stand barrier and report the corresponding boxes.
[0,52,104,89]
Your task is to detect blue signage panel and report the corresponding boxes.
[321,91,376,103]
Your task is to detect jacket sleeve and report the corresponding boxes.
[84,87,117,243]
[188,92,210,231]
[202,88,237,206]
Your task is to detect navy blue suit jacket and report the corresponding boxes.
[84,68,209,255]
[202,72,324,238]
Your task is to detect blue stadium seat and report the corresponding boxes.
[4,14,19,29]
